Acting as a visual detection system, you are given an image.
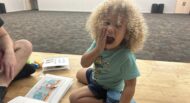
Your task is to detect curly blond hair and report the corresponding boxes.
[86,0,148,52]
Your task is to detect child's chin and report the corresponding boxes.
[105,44,116,50]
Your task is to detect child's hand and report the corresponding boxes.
[95,28,107,54]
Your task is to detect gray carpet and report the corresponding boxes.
[0,11,190,62]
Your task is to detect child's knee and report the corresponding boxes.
[76,69,86,80]
[76,70,82,80]
[69,91,79,103]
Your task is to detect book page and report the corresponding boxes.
[42,57,70,71]
[8,96,47,103]
[26,74,73,103]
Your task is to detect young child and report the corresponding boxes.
[70,0,147,103]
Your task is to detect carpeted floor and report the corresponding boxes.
[0,11,190,62]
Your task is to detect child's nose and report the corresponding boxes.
[106,26,114,35]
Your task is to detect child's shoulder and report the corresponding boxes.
[120,48,134,55]
[117,48,136,60]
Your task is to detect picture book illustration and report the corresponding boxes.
[26,74,73,103]
[32,78,61,101]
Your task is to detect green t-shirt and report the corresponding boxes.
[86,41,140,92]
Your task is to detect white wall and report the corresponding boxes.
[37,0,103,12]
[175,0,190,14]
[134,0,177,13]
[38,0,177,13]
[0,0,178,13]
[0,0,31,12]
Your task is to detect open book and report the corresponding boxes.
[23,74,73,103]
[42,57,70,71]
[8,96,47,103]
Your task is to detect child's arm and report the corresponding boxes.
[81,47,101,68]
[120,78,137,103]
[81,29,107,68]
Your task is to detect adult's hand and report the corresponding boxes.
[1,51,16,80]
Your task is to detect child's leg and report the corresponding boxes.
[70,86,104,103]
[76,68,89,84]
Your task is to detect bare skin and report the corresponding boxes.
[70,68,104,103]
[0,26,32,87]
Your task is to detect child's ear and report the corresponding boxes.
[125,36,129,41]
[124,32,129,41]
[124,34,131,46]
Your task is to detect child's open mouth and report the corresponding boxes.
[106,36,115,44]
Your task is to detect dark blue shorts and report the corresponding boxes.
[86,69,122,103]
[86,69,107,100]
[86,69,136,103]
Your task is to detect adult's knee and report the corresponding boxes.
[20,39,32,51]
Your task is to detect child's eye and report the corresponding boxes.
[116,24,122,28]
[103,21,111,26]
